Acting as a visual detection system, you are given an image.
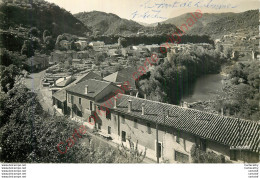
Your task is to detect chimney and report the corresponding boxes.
[85,85,88,94]
[144,93,147,99]
[221,108,224,116]
[141,103,145,115]
[114,98,117,108]
[166,110,169,118]
[128,100,132,112]
[64,77,66,80]
[130,88,133,96]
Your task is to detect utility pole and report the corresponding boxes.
[156,117,159,164]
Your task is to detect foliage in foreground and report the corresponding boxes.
[117,138,146,163]
[190,144,231,163]
[0,83,146,163]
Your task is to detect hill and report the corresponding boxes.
[159,10,259,38]
[74,11,142,36]
[75,11,180,36]
[0,0,91,37]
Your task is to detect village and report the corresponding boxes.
[1,0,259,170]
[20,32,259,163]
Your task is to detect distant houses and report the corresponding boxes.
[75,40,88,50]
[50,50,89,64]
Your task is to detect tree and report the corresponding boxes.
[29,27,39,37]
[114,64,123,72]
[94,53,106,65]
[43,30,51,43]
[21,40,34,57]
[0,65,20,93]
[117,138,146,163]
[223,47,232,59]
[0,49,26,67]
[190,144,227,163]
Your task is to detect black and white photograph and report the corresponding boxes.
[0,0,259,177]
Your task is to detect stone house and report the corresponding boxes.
[60,80,259,163]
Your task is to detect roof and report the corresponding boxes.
[52,71,102,102]
[75,70,103,84]
[97,94,259,152]
[103,67,136,89]
[72,59,82,62]
[55,76,76,87]
[52,89,67,102]
[66,79,112,98]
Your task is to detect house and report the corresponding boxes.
[60,40,72,50]
[108,49,121,57]
[89,41,105,48]
[103,67,137,91]
[23,54,49,72]
[65,79,122,128]
[77,51,89,59]
[62,82,259,163]
[257,54,260,61]
[122,48,134,57]
[75,40,88,50]
[146,44,161,53]
[72,59,83,66]
[52,71,103,115]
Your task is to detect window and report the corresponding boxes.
[230,150,237,161]
[71,95,74,104]
[175,151,189,163]
[147,123,151,134]
[106,109,111,119]
[121,115,125,124]
[98,123,101,130]
[90,101,93,111]
[156,142,162,158]
[122,131,126,142]
[176,130,180,143]
[108,126,111,135]
[114,115,117,122]
[134,119,138,128]
[79,98,81,105]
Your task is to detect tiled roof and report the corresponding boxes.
[66,79,112,98]
[52,89,66,102]
[103,67,136,89]
[52,71,102,102]
[97,94,259,152]
[75,71,103,84]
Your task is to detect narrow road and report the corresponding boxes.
[24,70,56,115]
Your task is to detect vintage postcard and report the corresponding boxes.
[0,0,259,177]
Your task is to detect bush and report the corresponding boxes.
[190,144,227,163]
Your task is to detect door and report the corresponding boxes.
[157,142,162,158]
[90,101,93,111]
[122,131,126,142]
[108,126,111,135]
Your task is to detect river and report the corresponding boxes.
[182,74,224,103]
